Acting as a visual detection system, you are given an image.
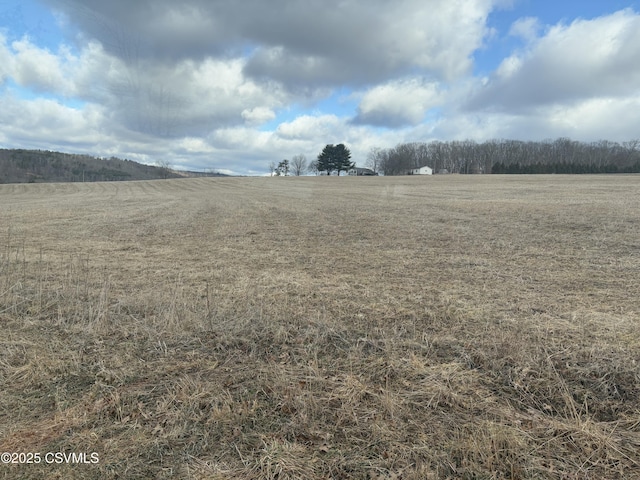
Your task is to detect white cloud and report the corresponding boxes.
[177,137,214,154]
[495,54,522,78]
[4,2,640,175]
[468,9,640,110]
[3,0,504,165]
[353,78,441,127]
[425,93,640,144]
[508,17,541,42]
[1,28,292,138]
[544,96,640,140]
[0,94,106,145]
[0,36,74,95]
[241,107,276,126]
[274,114,344,141]
[0,34,118,103]
[245,0,497,86]
[72,51,288,137]
[45,0,500,86]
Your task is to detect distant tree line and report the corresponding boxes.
[491,161,640,174]
[270,145,354,176]
[269,155,308,176]
[368,138,640,175]
[0,149,184,183]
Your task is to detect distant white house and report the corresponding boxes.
[410,165,433,175]
[348,167,378,176]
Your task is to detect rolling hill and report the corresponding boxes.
[0,149,225,183]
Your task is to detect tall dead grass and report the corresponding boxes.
[0,175,639,479]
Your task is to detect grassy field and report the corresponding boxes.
[1,175,639,479]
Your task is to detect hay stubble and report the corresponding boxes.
[1,175,639,479]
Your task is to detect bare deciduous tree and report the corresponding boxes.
[155,159,172,178]
[290,154,307,176]
[366,148,386,174]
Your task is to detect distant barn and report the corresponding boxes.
[348,167,378,176]
[410,166,433,175]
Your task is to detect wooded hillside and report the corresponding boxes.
[0,149,223,183]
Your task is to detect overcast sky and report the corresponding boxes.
[1,0,640,175]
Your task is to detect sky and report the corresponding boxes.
[1,0,640,175]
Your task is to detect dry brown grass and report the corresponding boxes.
[1,175,639,479]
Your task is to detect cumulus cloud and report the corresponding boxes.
[275,114,343,141]
[543,95,640,141]
[508,16,541,42]
[353,78,441,127]
[8,0,503,165]
[1,34,126,104]
[44,0,498,87]
[0,31,288,138]
[0,94,107,146]
[4,1,640,175]
[0,35,76,95]
[467,9,640,111]
[99,56,288,136]
[422,94,640,144]
[10,39,72,93]
[241,107,276,126]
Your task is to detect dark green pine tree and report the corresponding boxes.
[333,143,353,176]
[316,144,353,175]
[317,144,337,175]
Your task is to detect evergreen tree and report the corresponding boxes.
[334,143,353,176]
[317,144,337,175]
[316,144,353,175]
[276,159,290,176]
